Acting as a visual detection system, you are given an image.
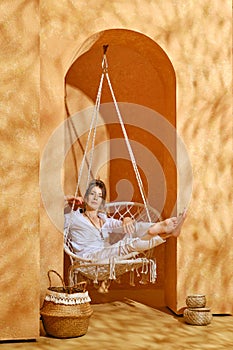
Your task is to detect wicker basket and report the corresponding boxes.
[40,270,93,338]
[186,294,206,308]
[184,307,212,326]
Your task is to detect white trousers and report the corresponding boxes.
[84,222,165,261]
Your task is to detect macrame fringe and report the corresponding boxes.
[149,259,157,283]
[109,256,116,280]
[93,266,99,284]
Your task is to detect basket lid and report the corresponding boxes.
[187,307,211,312]
[186,294,206,298]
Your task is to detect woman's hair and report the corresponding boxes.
[84,179,107,209]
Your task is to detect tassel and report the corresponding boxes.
[149,259,157,283]
[129,268,135,286]
[139,259,149,285]
[93,266,99,284]
[109,256,116,280]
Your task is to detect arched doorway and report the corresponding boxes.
[64,29,177,310]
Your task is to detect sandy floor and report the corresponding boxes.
[1,297,232,350]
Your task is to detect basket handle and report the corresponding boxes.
[47,270,87,292]
[47,270,66,289]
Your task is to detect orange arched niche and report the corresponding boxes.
[64,29,178,311]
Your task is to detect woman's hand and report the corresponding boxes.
[64,195,84,210]
[122,217,135,234]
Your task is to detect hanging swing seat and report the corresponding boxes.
[64,46,163,288]
[64,201,162,286]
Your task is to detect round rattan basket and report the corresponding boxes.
[40,270,93,338]
[186,294,206,308]
[184,307,212,326]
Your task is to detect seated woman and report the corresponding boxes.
[64,179,186,263]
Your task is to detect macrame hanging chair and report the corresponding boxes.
[64,45,162,288]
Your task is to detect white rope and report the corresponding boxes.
[104,66,151,222]
[109,256,116,280]
[64,50,159,285]
[94,266,99,284]
[66,51,152,240]
[141,258,149,275]
[64,70,105,242]
[68,54,107,221]
[149,259,157,283]
[85,70,105,190]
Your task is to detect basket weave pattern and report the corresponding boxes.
[184,308,212,326]
[40,270,93,338]
[41,301,93,338]
[184,294,212,326]
[186,294,206,308]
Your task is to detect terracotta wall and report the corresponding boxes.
[0,1,40,340]
[64,29,177,301]
[40,0,231,314]
[0,0,232,340]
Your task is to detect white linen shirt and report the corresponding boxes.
[64,210,124,258]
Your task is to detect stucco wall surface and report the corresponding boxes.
[40,0,232,313]
[0,0,232,339]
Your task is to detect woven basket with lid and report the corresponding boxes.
[184,307,212,326]
[40,270,93,338]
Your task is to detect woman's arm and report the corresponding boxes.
[103,216,136,234]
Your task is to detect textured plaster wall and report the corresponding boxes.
[41,0,232,313]
[0,0,232,339]
[0,1,40,339]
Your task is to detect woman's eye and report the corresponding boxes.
[90,192,102,198]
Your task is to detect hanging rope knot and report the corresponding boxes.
[102,55,108,73]
[103,44,109,54]
[102,45,109,73]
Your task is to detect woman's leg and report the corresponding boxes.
[87,211,187,260]
[97,279,111,293]
[87,234,165,261]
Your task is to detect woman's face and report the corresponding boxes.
[85,186,103,210]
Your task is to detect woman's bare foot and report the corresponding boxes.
[148,210,187,238]
[171,210,187,237]
[148,217,178,235]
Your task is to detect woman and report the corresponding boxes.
[64,179,186,262]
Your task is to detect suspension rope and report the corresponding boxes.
[85,72,104,190]
[81,52,108,192]
[65,45,152,244]
[63,46,159,286]
[64,69,105,242]
[104,57,151,222]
